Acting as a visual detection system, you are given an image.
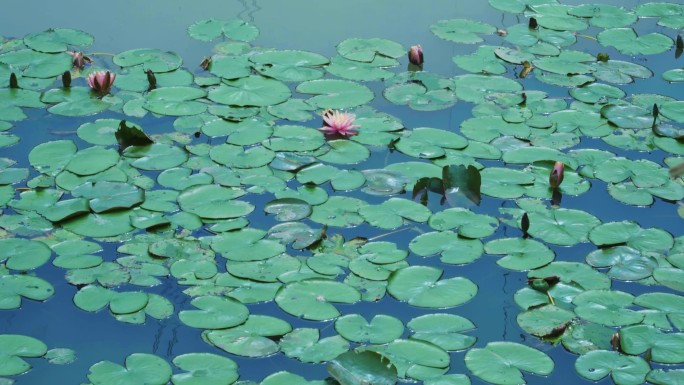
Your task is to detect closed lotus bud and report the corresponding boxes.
[549,161,564,189]
[529,17,538,29]
[200,56,212,70]
[146,69,157,90]
[9,72,18,89]
[62,71,71,88]
[408,45,423,66]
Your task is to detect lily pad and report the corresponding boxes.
[465,342,554,385]
[88,353,172,385]
[335,314,404,344]
[575,350,649,385]
[387,266,477,308]
[171,353,238,385]
[297,79,374,109]
[0,334,48,376]
[430,19,496,44]
[275,279,361,321]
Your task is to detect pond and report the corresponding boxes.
[1,0,684,384]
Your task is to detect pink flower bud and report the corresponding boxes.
[408,45,423,66]
[549,161,565,189]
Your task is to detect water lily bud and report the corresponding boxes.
[610,333,621,352]
[496,28,507,36]
[71,51,86,70]
[678,35,683,51]
[200,57,212,70]
[549,161,564,189]
[597,52,609,62]
[146,69,157,90]
[408,45,423,66]
[528,17,538,29]
[62,71,71,88]
[9,73,18,89]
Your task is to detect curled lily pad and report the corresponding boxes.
[465,342,553,385]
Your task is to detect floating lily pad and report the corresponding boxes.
[204,315,291,358]
[586,246,658,280]
[327,350,397,385]
[0,334,48,376]
[407,313,476,351]
[250,50,328,82]
[575,350,649,385]
[597,28,673,55]
[409,231,484,265]
[88,353,172,385]
[335,314,404,344]
[179,295,249,329]
[188,18,259,42]
[573,289,644,326]
[297,79,374,109]
[0,238,51,271]
[24,28,94,53]
[275,279,360,321]
[465,342,553,385]
[387,266,477,308]
[517,305,575,337]
[0,273,54,310]
[209,75,291,107]
[171,353,238,385]
[485,238,554,270]
[430,19,496,44]
[336,38,405,62]
[114,48,182,72]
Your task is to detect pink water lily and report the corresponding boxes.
[87,71,116,95]
[549,161,564,188]
[408,45,423,66]
[320,109,360,137]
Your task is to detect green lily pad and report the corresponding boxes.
[409,231,484,265]
[359,197,431,230]
[188,18,258,42]
[114,48,182,72]
[204,315,291,358]
[428,208,497,238]
[62,211,134,238]
[485,238,555,270]
[336,38,405,62]
[0,273,55,310]
[586,246,658,280]
[619,325,684,364]
[208,75,291,107]
[280,328,349,364]
[211,228,285,262]
[0,49,72,78]
[24,28,94,53]
[0,238,51,271]
[387,266,477,308]
[0,334,48,376]
[177,185,252,219]
[171,353,238,385]
[250,50,328,82]
[589,221,673,253]
[383,83,456,112]
[573,289,644,326]
[575,350,649,385]
[275,279,360,321]
[179,295,249,329]
[124,143,188,171]
[143,86,207,116]
[465,342,553,385]
[647,369,684,385]
[430,19,496,44]
[597,28,673,55]
[454,46,507,74]
[327,350,397,385]
[369,338,450,380]
[453,74,522,104]
[335,314,404,344]
[635,2,684,29]
[88,353,172,385]
[297,79,374,109]
[309,196,366,227]
[407,313,476,351]
[516,304,575,337]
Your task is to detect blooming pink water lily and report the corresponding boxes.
[320,109,360,137]
[408,45,423,66]
[87,71,116,95]
[549,161,564,188]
